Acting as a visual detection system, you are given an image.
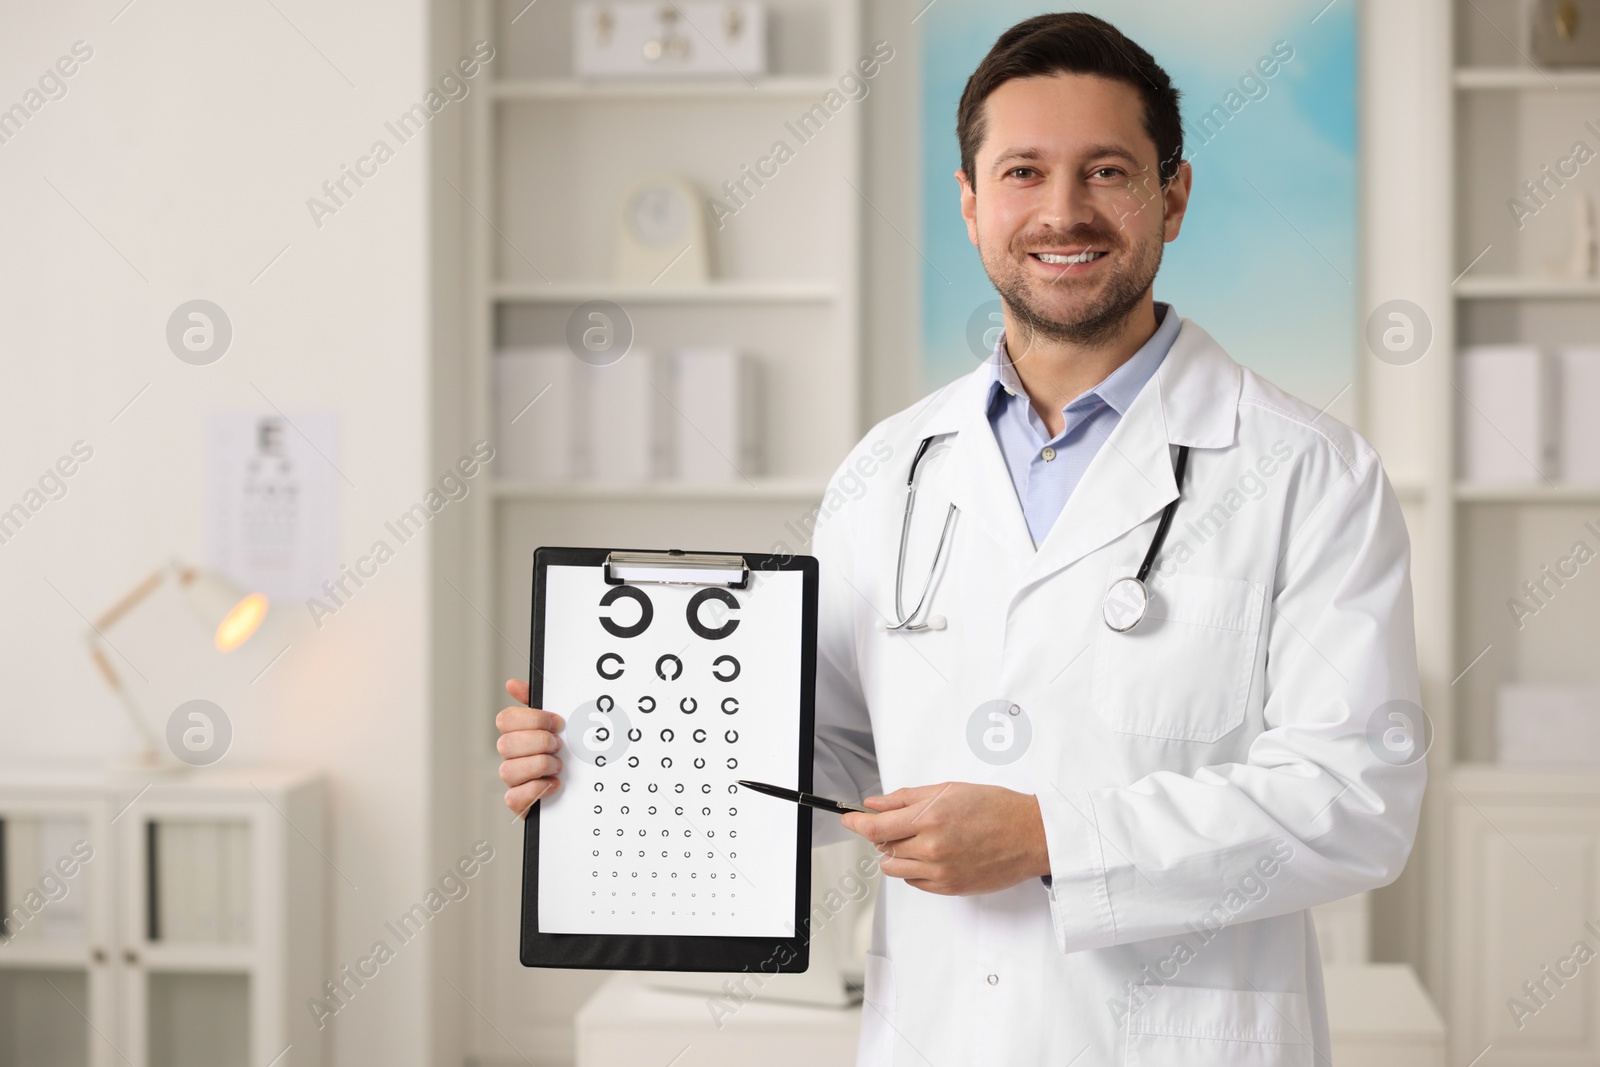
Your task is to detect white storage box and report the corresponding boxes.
[574,2,767,78]
[1496,683,1600,764]
[1558,346,1600,484]
[574,349,667,482]
[495,348,576,482]
[1457,345,1556,484]
[665,348,761,482]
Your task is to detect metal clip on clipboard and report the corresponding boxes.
[603,550,749,589]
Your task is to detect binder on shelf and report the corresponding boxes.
[1497,684,1600,764]
[496,347,577,482]
[1557,347,1600,484]
[1457,345,1556,484]
[149,819,252,945]
[222,821,251,944]
[576,350,668,482]
[667,348,760,482]
[2,814,89,944]
[494,346,764,486]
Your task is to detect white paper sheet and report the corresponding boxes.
[536,563,803,938]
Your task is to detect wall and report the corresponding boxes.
[0,2,450,1063]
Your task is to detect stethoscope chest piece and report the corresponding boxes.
[1100,444,1192,635]
[1103,576,1150,633]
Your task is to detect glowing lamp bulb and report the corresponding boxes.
[215,593,269,652]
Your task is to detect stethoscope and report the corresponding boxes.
[884,433,1191,635]
[882,435,957,632]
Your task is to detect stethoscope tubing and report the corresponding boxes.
[1135,444,1190,583]
[887,435,1191,634]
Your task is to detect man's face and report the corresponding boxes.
[958,73,1191,350]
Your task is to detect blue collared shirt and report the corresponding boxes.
[984,302,1180,546]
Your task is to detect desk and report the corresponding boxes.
[574,962,1445,1067]
[1325,963,1447,1067]
[576,972,860,1067]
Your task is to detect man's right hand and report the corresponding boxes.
[497,678,565,818]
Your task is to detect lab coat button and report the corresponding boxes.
[986,973,998,986]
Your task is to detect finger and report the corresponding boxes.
[504,776,560,817]
[902,876,957,896]
[877,854,940,883]
[496,729,561,759]
[845,814,917,849]
[873,835,921,858]
[496,705,564,735]
[863,786,932,812]
[853,806,921,846]
[840,811,884,840]
[506,678,530,706]
[498,753,562,788]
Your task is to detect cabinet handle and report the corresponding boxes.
[122,949,139,965]
[91,947,107,965]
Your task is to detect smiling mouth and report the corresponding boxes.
[1031,250,1108,265]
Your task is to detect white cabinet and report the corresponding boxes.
[1325,964,1446,1067]
[1446,765,1600,1066]
[0,766,324,1067]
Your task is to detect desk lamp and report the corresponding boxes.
[86,560,268,768]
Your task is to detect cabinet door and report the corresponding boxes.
[1448,795,1600,1065]
[115,804,257,1067]
[0,795,116,1067]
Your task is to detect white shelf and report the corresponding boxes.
[1454,482,1600,503]
[0,942,89,968]
[141,943,255,972]
[491,279,839,304]
[493,478,826,502]
[493,77,842,101]
[1454,275,1600,299]
[1454,66,1600,90]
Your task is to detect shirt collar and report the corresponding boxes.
[984,301,1179,417]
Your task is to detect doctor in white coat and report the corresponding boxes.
[495,11,1426,1066]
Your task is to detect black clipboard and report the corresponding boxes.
[519,546,819,972]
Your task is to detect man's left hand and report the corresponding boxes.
[839,783,1050,896]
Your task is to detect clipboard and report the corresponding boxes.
[520,546,819,972]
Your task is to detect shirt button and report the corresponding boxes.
[987,973,999,986]
[1041,446,1057,462]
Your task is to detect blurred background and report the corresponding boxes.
[1,0,1596,1064]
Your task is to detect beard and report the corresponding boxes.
[982,217,1164,350]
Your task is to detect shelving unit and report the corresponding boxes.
[459,2,864,1061]
[1392,2,1600,1063]
[0,766,324,1067]
[1446,0,1600,762]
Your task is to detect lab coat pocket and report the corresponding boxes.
[857,952,897,1065]
[1090,573,1265,742]
[1125,985,1314,1067]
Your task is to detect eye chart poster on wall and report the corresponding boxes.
[521,547,818,972]
[204,409,339,601]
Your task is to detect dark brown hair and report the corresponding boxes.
[956,12,1184,191]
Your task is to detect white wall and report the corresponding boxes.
[0,2,454,1063]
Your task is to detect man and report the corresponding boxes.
[497,13,1424,1064]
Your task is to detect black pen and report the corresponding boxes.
[736,779,872,815]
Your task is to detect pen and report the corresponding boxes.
[736,779,872,815]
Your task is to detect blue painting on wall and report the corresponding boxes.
[919,2,1358,414]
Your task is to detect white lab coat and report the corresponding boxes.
[810,317,1426,1066]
